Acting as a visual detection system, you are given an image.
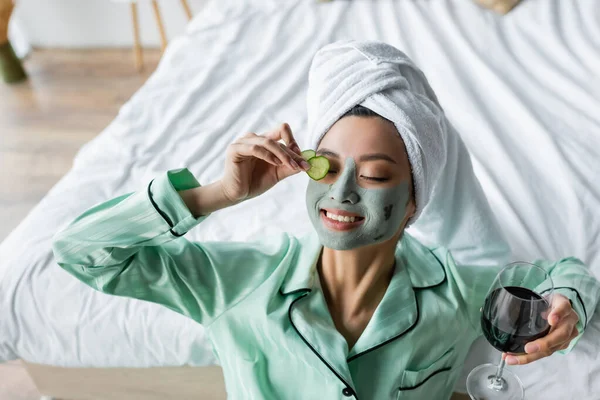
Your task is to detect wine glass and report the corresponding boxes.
[466,262,554,400]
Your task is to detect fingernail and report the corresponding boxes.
[300,160,310,170]
[290,159,300,170]
[525,343,540,353]
[551,315,560,324]
[505,356,518,365]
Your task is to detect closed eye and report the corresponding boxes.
[362,176,390,182]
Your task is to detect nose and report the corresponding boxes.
[329,169,360,205]
[330,189,359,204]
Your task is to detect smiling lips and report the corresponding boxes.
[320,208,365,231]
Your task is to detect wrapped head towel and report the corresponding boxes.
[305,40,510,267]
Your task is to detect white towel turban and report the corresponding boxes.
[305,40,510,267]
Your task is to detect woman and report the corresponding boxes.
[53,41,599,399]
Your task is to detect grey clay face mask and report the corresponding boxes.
[306,158,410,250]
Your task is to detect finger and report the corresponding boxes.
[276,160,304,181]
[505,350,551,366]
[553,316,581,349]
[266,123,302,155]
[263,129,306,166]
[571,326,579,339]
[230,142,281,167]
[240,132,258,140]
[280,123,302,155]
[524,323,574,355]
[266,138,310,171]
[548,294,573,326]
[267,138,305,170]
[249,135,308,170]
[278,142,311,170]
[239,136,301,170]
[264,125,310,168]
[551,320,579,351]
[550,326,579,352]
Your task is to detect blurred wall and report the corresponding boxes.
[12,0,207,48]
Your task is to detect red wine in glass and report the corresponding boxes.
[467,262,553,400]
[481,286,551,354]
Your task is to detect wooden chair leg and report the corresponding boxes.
[0,0,16,44]
[151,0,168,53]
[180,0,193,21]
[130,2,143,72]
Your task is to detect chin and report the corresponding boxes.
[323,243,361,251]
[319,236,375,251]
[324,234,402,252]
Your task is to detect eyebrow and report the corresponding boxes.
[316,149,339,158]
[317,148,397,164]
[359,153,397,164]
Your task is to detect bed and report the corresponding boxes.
[1,0,599,398]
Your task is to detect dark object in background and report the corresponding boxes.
[0,40,27,83]
[0,0,27,84]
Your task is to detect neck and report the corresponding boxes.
[318,236,399,317]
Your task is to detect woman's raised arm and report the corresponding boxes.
[53,123,308,326]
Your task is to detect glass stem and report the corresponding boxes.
[495,358,506,383]
[488,356,507,391]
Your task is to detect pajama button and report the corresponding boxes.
[342,387,353,397]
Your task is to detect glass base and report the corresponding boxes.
[467,363,524,400]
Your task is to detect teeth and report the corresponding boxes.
[325,212,358,223]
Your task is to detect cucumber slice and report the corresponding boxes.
[306,156,330,181]
[301,149,316,161]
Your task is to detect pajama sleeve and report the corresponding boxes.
[52,168,292,326]
[538,257,599,352]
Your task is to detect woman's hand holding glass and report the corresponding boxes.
[503,293,579,366]
[467,262,582,400]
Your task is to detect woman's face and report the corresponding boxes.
[305,115,415,250]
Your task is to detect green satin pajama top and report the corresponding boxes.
[52,169,600,400]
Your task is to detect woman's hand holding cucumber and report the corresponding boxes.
[179,123,328,217]
[220,123,310,203]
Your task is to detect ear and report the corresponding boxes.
[398,193,417,231]
[395,197,417,240]
[405,182,417,220]
[408,175,417,216]
[407,199,416,219]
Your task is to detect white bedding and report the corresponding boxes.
[1,0,599,398]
